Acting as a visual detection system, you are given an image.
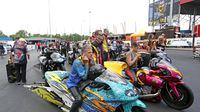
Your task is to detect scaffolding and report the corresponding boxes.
[180,0,200,56]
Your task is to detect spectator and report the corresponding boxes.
[141,41,150,52]
[102,29,109,61]
[36,42,41,52]
[10,38,29,85]
[89,30,103,64]
[61,42,67,57]
[156,35,166,51]
[0,42,5,55]
[148,33,157,51]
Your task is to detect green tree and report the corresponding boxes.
[0,30,7,37]
[11,30,29,39]
[54,34,61,38]
[40,34,49,37]
[28,33,32,37]
[32,34,41,37]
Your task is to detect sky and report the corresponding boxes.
[0,0,149,35]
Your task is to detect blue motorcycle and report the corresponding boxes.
[24,64,146,112]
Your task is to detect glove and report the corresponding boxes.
[82,74,88,80]
[82,64,89,80]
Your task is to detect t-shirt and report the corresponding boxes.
[126,51,137,69]
[12,44,27,64]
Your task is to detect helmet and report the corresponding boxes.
[149,58,160,70]
[88,64,105,80]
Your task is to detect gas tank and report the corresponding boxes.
[50,52,64,62]
[39,56,47,65]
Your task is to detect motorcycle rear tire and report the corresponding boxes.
[161,83,194,110]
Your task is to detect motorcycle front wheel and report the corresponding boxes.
[115,105,146,112]
[131,107,146,112]
[161,83,194,110]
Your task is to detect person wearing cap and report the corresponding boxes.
[102,29,109,61]
[10,38,29,85]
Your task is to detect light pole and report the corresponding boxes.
[89,11,92,36]
[169,0,174,26]
[48,0,52,41]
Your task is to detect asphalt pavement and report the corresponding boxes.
[0,49,199,112]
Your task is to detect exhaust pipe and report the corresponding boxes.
[60,107,69,112]
[139,89,161,98]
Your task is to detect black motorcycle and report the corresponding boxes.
[114,49,172,68]
[67,47,81,65]
[39,48,66,75]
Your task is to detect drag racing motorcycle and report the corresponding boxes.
[24,64,147,112]
[150,49,172,64]
[113,49,172,66]
[104,59,194,110]
[39,49,66,75]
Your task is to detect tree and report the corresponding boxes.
[54,34,61,38]
[32,34,41,37]
[11,30,29,39]
[0,30,7,37]
[28,33,32,37]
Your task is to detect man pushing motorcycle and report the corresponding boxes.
[66,44,94,112]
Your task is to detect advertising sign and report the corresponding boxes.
[148,0,180,26]
[166,37,200,47]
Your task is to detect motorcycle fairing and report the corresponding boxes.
[32,86,64,106]
[45,71,70,82]
[104,61,128,76]
[81,70,146,111]
[45,71,71,94]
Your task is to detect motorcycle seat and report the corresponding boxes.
[89,81,110,90]
[78,80,93,91]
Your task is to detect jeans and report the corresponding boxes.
[15,63,27,83]
[103,51,108,62]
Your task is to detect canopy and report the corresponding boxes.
[180,0,200,15]
[0,37,13,41]
[130,30,146,37]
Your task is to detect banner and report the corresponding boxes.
[136,37,200,47]
[166,37,200,47]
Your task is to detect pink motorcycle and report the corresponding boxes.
[134,58,194,110]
